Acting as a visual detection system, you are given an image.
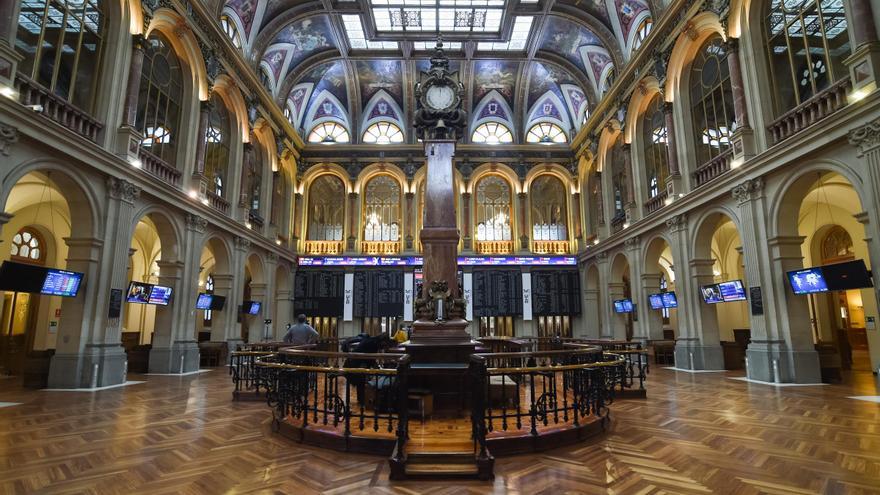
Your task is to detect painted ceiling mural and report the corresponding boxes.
[218,0,656,142]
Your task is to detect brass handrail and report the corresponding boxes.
[485,353,625,374]
[254,360,402,375]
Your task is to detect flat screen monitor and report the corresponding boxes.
[196,293,213,310]
[126,282,152,304]
[148,285,172,305]
[209,295,227,311]
[648,294,664,310]
[613,299,633,313]
[661,291,678,309]
[788,268,828,295]
[40,268,84,297]
[822,259,873,290]
[242,301,261,315]
[719,280,747,302]
[701,284,724,304]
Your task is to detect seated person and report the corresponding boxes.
[345,334,395,405]
[392,327,409,344]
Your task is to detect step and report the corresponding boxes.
[404,463,479,476]
[407,452,475,464]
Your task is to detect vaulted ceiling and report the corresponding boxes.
[215,0,662,145]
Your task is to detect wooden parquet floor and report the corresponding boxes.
[1,368,879,494]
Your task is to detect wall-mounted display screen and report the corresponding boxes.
[613,299,633,313]
[209,295,227,311]
[788,268,828,295]
[661,291,678,308]
[242,301,261,315]
[648,294,664,310]
[40,269,84,297]
[719,280,747,302]
[126,282,153,304]
[147,285,173,305]
[196,293,213,310]
[297,256,578,267]
[700,284,724,304]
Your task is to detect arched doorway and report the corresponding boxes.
[609,253,632,340]
[198,236,233,343]
[644,236,678,341]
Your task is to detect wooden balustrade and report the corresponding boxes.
[474,239,514,254]
[206,190,230,215]
[768,77,852,145]
[361,240,401,255]
[531,240,570,254]
[14,75,103,143]
[692,148,733,188]
[644,189,668,214]
[137,149,182,187]
[304,240,345,255]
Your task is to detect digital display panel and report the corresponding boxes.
[788,268,828,295]
[719,280,747,302]
[701,284,724,304]
[661,291,678,308]
[296,256,577,266]
[613,299,633,313]
[648,294,664,310]
[126,282,152,304]
[196,293,213,310]
[148,285,173,305]
[242,301,261,315]
[40,269,83,297]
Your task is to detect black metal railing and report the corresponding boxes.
[469,346,625,455]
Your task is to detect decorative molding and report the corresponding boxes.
[731,177,764,204]
[665,213,688,233]
[0,122,18,156]
[234,236,251,251]
[186,214,208,233]
[106,177,141,203]
[847,117,880,155]
[624,236,641,249]
[267,252,278,264]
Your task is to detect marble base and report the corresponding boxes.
[745,342,821,384]
[673,340,724,370]
[148,341,201,374]
[47,343,128,389]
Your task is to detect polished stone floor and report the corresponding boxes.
[1,365,879,494]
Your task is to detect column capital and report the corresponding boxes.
[131,33,147,50]
[234,236,251,251]
[267,252,278,264]
[665,213,688,233]
[731,177,764,204]
[0,122,19,156]
[186,214,208,233]
[848,116,880,155]
[106,177,141,203]
[624,236,641,250]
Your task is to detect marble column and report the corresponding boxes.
[518,191,528,251]
[640,273,665,341]
[624,236,645,341]
[167,213,206,373]
[247,282,268,343]
[209,273,235,344]
[461,191,472,251]
[193,99,212,179]
[726,39,751,131]
[238,143,253,221]
[662,102,680,177]
[292,192,303,242]
[148,260,185,373]
[419,141,460,297]
[404,191,415,251]
[682,258,724,370]
[850,0,878,47]
[622,144,636,214]
[347,192,359,252]
[122,35,146,128]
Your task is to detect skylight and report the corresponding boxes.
[343,15,399,50]
[476,16,532,51]
[413,41,462,50]
[371,0,506,33]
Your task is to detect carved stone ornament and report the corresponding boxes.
[847,117,880,155]
[731,177,764,204]
[414,280,466,321]
[234,236,251,250]
[0,122,18,156]
[266,252,278,264]
[624,236,641,249]
[665,214,688,233]
[413,40,468,141]
[106,177,141,202]
[186,213,208,233]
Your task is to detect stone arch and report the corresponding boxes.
[129,205,184,263]
[643,233,674,276]
[690,206,742,260]
[596,120,623,172]
[467,163,522,194]
[610,251,631,282]
[664,12,727,102]
[213,74,251,145]
[355,163,408,193]
[624,77,663,143]
[146,8,210,101]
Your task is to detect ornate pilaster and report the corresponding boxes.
[731,177,764,204]
[0,122,18,156]
[844,0,880,97]
[347,192,358,251]
[116,35,146,161]
[518,191,528,250]
[725,38,756,162]
[106,177,141,204]
[185,213,208,234]
[847,117,880,155]
[404,191,415,250]
[234,236,251,252]
[461,191,472,250]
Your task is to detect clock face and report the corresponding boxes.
[425,84,455,110]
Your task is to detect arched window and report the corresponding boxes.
[203,274,214,325]
[765,0,850,114]
[609,135,628,219]
[821,225,854,262]
[220,15,243,49]
[307,175,346,241]
[204,96,231,198]
[137,33,183,167]
[363,176,402,242]
[248,138,264,215]
[471,122,513,144]
[642,94,669,199]
[633,18,653,51]
[526,123,567,144]
[690,36,736,166]
[474,176,512,241]
[16,0,106,111]
[271,171,287,227]
[530,176,568,241]
[308,122,350,144]
[363,122,404,144]
[10,227,45,264]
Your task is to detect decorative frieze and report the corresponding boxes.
[847,117,880,155]
[0,122,18,156]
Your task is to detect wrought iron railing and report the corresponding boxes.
[692,149,733,188]
[469,346,625,459]
[768,77,851,145]
[14,74,103,143]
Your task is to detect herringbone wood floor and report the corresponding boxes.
[1,368,879,494]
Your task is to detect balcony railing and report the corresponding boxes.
[137,149,182,187]
[644,189,668,214]
[361,240,401,255]
[474,239,514,254]
[206,190,230,215]
[768,77,851,145]
[532,240,570,254]
[14,74,103,143]
[248,211,264,229]
[692,148,733,188]
[610,213,625,233]
[304,240,345,255]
